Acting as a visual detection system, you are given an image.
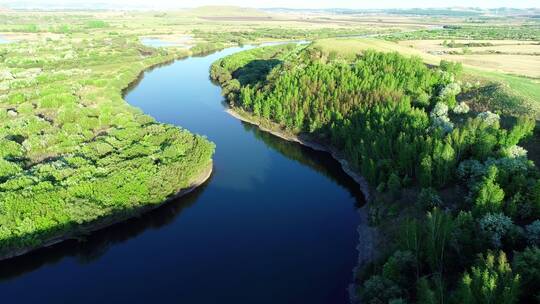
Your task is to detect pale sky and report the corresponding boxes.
[2,0,539,9]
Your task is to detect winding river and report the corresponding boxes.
[0,46,365,303]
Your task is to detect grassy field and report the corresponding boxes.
[397,39,540,78]
[313,38,441,64]
[467,69,540,103]
[449,54,540,78]
[399,39,540,53]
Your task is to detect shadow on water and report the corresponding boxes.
[122,57,186,96]
[0,117,365,281]
[0,119,363,279]
[243,122,365,206]
[122,49,223,97]
[0,178,211,281]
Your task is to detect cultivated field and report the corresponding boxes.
[398,39,540,77]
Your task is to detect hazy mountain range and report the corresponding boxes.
[0,1,538,17]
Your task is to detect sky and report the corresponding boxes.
[2,0,539,9]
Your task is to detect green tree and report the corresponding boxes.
[473,166,505,215]
[513,247,540,303]
[425,208,454,302]
[501,117,534,148]
[417,277,437,304]
[454,251,519,304]
[388,173,402,199]
[420,155,433,188]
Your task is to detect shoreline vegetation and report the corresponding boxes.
[223,106,379,301]
[213,46,381,301]
[211,42,540,303]
[0,162,212,261]
[225,107,372,200]
[0,39,217,260]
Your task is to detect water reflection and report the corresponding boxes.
[244,122,365,205]
[0,179,210,281]
[0,118,365,281]
[0,36,13,44]
[141,38,192,49]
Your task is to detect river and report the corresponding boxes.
[0,36,12,44]
[0,46,365,303]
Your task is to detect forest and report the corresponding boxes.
[0,35,215,258]
[211,44,540,303]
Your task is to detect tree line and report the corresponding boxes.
[212,43,540,303]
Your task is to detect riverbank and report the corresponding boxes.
[0,162,213,261]
[0,41,217,261]
[225,107,371,200]
[223,106,379,303]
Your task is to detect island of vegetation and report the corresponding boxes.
[211,41,540,303]
[0,33,215,259]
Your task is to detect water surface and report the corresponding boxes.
[141,37,191,48]
[0,46,365,304]
[0,36,12,44]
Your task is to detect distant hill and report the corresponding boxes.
[187,6,269,17]
[263,7,540,17]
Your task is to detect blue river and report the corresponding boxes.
[0,46,365,304]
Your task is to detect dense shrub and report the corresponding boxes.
[0,36,215,257]
[513,247,540,303]
[453,251,520,304]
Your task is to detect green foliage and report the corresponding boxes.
[513,246,540,303]
[417,188,442,211]
[473,166,505,216]
[0,158,22,181]
[440,60,463,75]
[193,27,383,45]
[0,35,215,257]
[479,213,514,249]
[501,117,535,148]
[382,250,417,289]
[417,277,438,304]
[212,43,539,302]
[213,46,449,186]
[425,208,454,275]
[360,275,403,304]
[386,25,540,41]
[525,221,540,247]
[454,251,520,304]
[445,212,480,277]
[387,173,402,199]
[86,20,109,29]
[532,180,540,217]
[419,155,433,187]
